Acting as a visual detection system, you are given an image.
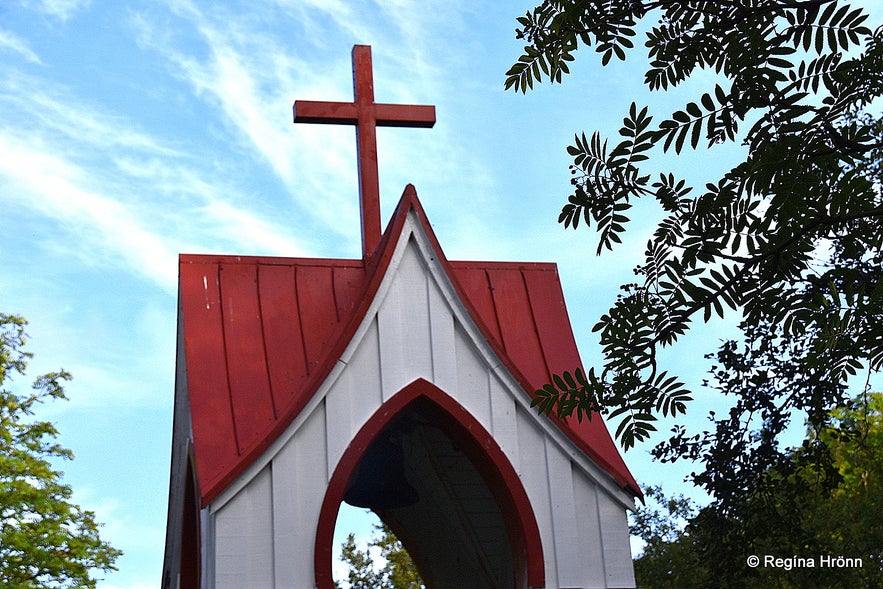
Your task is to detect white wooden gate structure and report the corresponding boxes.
[162,186,640,589]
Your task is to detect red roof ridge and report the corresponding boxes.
[181,185,639,504]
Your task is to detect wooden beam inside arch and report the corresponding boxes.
[314,378,545,588]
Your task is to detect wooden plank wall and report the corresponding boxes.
[206,228,635,588]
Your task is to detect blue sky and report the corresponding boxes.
[2,1,881,587]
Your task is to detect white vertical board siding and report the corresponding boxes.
[573,468,608,588]
[598,490,636,588]
[453,322,493,429]
[545,442,582,588]
[272,401,329,588]
[488,373,519,472]
[427,277,458,392]
[515,408,559,589]
[378,240,433,399]
[325,319,383,471]
[214,466,274,589]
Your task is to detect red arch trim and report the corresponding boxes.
[314,378,545,588]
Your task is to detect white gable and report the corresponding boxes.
[196,208,636,589]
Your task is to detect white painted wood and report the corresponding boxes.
[407,213,636,511]
[377,238,433,398]
[515,409,559,589]
[573,468,607,588]
[272,400,329,588]
[453,321,492,428]
[427,277,458,392]
[488,372,519,472]
[598,489,636,588]
[545,441,582,588]
[213,466,274,589]
[325,319,382,471]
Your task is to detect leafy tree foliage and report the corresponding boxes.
[0,314,121,588]
[631,394,883,588]
[335,521,423,589]
[629,486,706,589]
[509,0,882,485]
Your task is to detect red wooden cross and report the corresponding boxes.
[293,45,436,259]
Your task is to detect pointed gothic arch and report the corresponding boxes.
[179,451,201,589]
[314,378,545,589]
[161,442,202,589]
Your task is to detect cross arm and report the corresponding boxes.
[375,104,436,128]
[290,45,437,261]
[293,101,436,128]
[293,100,359,125]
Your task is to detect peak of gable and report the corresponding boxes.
[177,185,639,504]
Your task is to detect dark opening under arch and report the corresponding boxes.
[315,378,544,589]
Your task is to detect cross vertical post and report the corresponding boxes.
[293,45,436,260]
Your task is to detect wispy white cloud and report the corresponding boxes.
[176,45,298,183]
[132,3,359,216]
[0,70,185,159]
[199,197,309,256]
[21,0,91,21]
[4,0,513,299]
[0,134,181,290]
[0,127,313,289]
[267,0,374,44]
[130,0,479,257]
[0,64,315,287]
[0,28,42,63]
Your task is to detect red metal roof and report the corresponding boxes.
[179,186,640,504]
